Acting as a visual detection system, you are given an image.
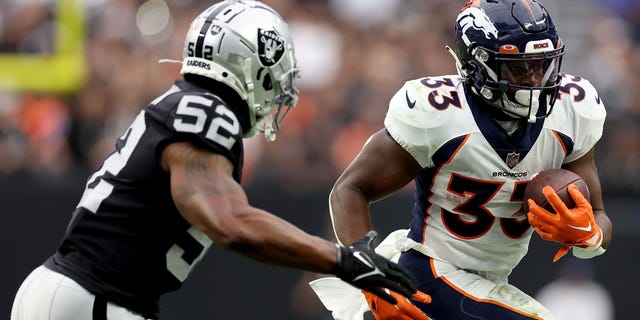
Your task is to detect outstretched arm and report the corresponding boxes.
[163,141,337,272]
[161,141,418,303]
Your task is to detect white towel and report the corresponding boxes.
[309,229,427,320]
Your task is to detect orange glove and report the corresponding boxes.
[527,184,602,262]
[363,289,431,320]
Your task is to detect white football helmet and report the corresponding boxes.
[180,0,300,140]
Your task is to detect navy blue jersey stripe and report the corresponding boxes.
[432,135,468,168]
[466,90,545,166]
[552,130,574,156]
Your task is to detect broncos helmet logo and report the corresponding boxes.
[457,7,498,40]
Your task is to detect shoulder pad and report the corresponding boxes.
[384,76,471,167]
[387,76,466,129]
[147,86,244,154]
[557,74,606,122]
[549,74,607,162]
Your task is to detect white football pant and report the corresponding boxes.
[11,265,146,320]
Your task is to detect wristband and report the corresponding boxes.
[572,245,606,259]
[572,231,606,259]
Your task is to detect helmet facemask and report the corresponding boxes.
[247,66,300,141]
[470,45,564,122]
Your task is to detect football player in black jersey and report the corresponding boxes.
[10,1,422,319]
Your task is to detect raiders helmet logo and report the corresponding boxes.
[258,29,285,66]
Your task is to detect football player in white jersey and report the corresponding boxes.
[326,0,613,319]
[10,1,421,319]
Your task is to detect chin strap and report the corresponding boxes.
[263,127,276,142]
[257,114,276,142]
[513,89,541,123]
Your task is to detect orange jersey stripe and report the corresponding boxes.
[552,130,568,155]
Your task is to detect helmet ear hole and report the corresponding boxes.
[464,60,487,89]
[262,73,273,91]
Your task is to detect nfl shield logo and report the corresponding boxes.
[506,152,520,169]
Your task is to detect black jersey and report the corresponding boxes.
[45,80,245,318]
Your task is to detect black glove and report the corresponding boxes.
[331,231,418,304]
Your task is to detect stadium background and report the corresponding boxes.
[1,0,639,319]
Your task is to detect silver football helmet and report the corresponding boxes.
[180,0,300,141]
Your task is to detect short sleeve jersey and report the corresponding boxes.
[45,80,245,318]
[384,74,605,276]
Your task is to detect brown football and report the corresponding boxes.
[523,169,590,213]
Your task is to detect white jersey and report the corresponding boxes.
[384,74,605,275]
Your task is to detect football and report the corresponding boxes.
[523,168,590,213]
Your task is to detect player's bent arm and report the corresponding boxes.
[330,129,422,245]
[161,141,336,273]
[562,147,612,249]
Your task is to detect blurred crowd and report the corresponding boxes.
[0,0,639,197]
